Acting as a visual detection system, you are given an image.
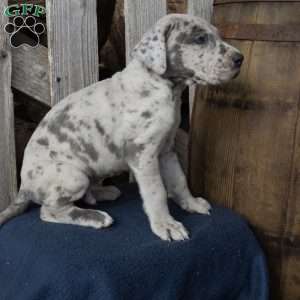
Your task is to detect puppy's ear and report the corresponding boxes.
[131,20,172,75]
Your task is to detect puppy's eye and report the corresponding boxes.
[194,33,208,45]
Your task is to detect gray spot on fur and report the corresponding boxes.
[50,151,58,159]
[94,120,105,135]
[56,186,62,192]
[94,120,121,159]
[47,105,98,164]
[107,142,121,159]
[144,122,152,129]
[37,137,49,147]
[125,142,145,162]
[219,44,226,55]
[164,43,195,82]
[57,196,71,206]
[141,111,152,118]
[56,163,62,172]
[69,209,106,223]
[36,166,44,176]
[79,120,91,129]
[27,170,34,179]
[48,104,75,141]
[78,137,99,161]
[68,138,90,165]
[141,90,151,97]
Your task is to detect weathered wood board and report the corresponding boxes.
[46,0,99,106]
[0,0,17,211]
[12,42,50,106]
[189,2,300,299]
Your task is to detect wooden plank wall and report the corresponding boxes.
[0,0,17,211]
[46,0,99,106]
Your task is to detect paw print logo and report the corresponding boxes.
[4,16,45,48]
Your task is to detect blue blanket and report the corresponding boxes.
[0,184,268,300]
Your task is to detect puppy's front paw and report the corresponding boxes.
[151,218,189,241]
[181,197,211,215]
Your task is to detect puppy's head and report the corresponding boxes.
[132,14,243,85]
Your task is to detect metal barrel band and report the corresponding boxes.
[216,23,300,42]
[214,0,300,5]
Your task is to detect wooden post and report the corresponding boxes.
[124,0,167,64]
[187,0,214,118]
[12,44,50,106]
[0,0,17,211]
[46,0,99,106]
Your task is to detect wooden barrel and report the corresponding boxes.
[189,1,300,299]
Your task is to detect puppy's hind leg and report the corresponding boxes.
[39,164,113,229]
[41,205,113,229]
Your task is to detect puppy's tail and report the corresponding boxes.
[0,190,30,226]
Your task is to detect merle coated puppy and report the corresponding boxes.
[0,14,243,241]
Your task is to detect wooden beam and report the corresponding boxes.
[11,43,50,106]
[46,0,99,106]
[124,0,167,64]
[187,0,214,119]
[0,0,17,211]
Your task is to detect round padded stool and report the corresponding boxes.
[0,184,268,300]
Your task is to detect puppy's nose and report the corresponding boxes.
[232,52,244,68]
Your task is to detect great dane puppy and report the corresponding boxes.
[0,14,243,241]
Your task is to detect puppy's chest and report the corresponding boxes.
[125,100,177,134]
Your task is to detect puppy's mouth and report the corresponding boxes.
[190,67,241,86]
